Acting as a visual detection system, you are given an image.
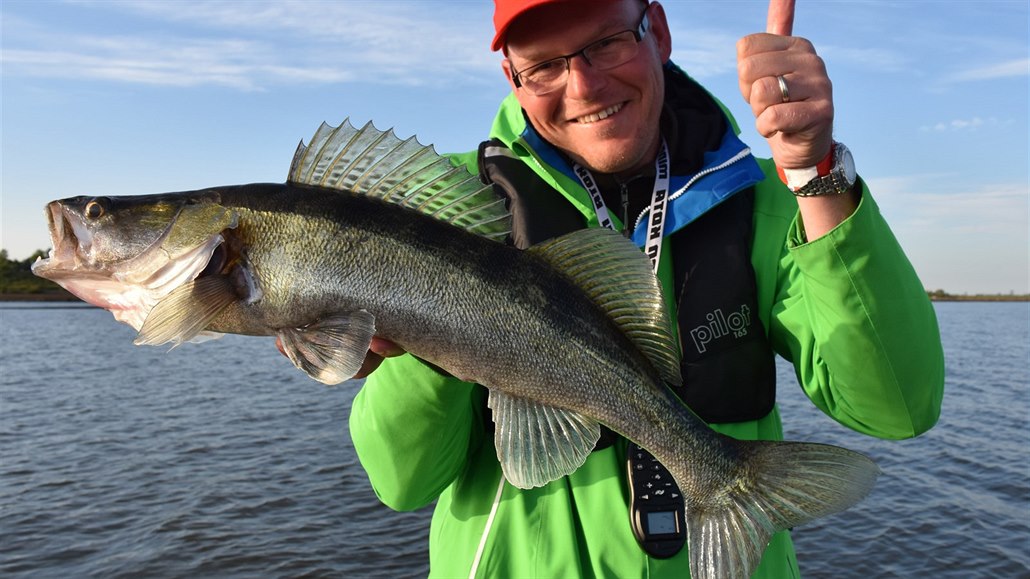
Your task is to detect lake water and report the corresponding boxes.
[1,301,1027,577]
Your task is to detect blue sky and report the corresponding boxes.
[2,0,1027,294]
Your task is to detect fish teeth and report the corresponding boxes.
[576,103,622,124]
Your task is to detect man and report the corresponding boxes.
[347,1,944,577]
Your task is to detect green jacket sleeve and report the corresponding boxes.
[759,167,945,439]
[348,354,481,511]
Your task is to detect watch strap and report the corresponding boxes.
[776,145,835,192]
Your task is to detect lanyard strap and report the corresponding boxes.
[573,139,670,274]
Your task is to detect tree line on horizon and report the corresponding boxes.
[0,249,66,295]
[0,248,1026,300]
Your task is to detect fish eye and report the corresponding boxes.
[84,199,106,220]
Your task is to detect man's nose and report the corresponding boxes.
[565,55,607,98]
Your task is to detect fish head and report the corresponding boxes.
[32,191,239,330]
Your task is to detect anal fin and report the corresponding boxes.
[488,389,600,489]
[277,311,376,385]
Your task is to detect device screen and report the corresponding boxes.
[646,511,677,535]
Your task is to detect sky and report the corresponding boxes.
[2,0,1027,295]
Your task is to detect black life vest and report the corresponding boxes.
[477,140,776,427]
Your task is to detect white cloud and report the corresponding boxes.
[918,117,1012,133]
[2,41,299,91]
[947,58,1030,82]
[819,45,913,74]
[867,174,1029,293]
[3,1,499,90]
[867,174,1029,236]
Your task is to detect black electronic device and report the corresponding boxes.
[627,443,686,559]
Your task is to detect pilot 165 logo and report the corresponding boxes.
[688,305,752,354]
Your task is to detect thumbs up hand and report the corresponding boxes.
[737,0,834,170]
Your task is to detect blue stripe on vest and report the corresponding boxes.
[631,130,765,246]
[520,121,764,250]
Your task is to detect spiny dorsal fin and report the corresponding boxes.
[528,228,682,386]
[289,119,511,242]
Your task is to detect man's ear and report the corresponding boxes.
[648,2,673,62]
[501,59,519,93]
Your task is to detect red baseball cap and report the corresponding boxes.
[491,0,575,52]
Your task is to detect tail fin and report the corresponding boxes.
[687,441,879,579]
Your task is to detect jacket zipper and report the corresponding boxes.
[620,182,631,238]
[632,147,753,232]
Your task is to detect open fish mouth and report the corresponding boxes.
[33,201,94,277]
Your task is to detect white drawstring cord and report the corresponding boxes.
[468,474,506,579]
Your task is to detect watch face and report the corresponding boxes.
[840,146,857,184]
[793,143,856,196]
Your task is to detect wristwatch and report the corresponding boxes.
[777,142,857,197]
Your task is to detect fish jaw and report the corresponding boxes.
[32,198,229,331]
[34,232,226,332]
[32,200,113,306]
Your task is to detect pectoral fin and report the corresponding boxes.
[488,389,600,489]
[135,275,236,347]
[277,311,376,385]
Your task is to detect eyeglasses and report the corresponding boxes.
[510,9,651,96]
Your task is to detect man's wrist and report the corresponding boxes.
[776,145,835,192]
[777,143,856,197]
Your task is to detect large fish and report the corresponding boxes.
[32,120,878,578]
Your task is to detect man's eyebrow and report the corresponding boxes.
[509,20,628,66]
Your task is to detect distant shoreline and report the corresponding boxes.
[928,295,1029,302]
[1,292,1027,303]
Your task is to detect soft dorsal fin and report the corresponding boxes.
[528,228,682,386]
[289,119,511,242]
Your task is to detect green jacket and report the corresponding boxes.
[349,74,944,578]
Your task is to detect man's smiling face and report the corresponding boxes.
[502,0,672,176]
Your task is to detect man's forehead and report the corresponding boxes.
[505,0,638,61]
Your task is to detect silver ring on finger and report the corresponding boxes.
[776,75,790,103]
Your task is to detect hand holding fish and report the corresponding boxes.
[737,0,833,169]
[352,337,405,378]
